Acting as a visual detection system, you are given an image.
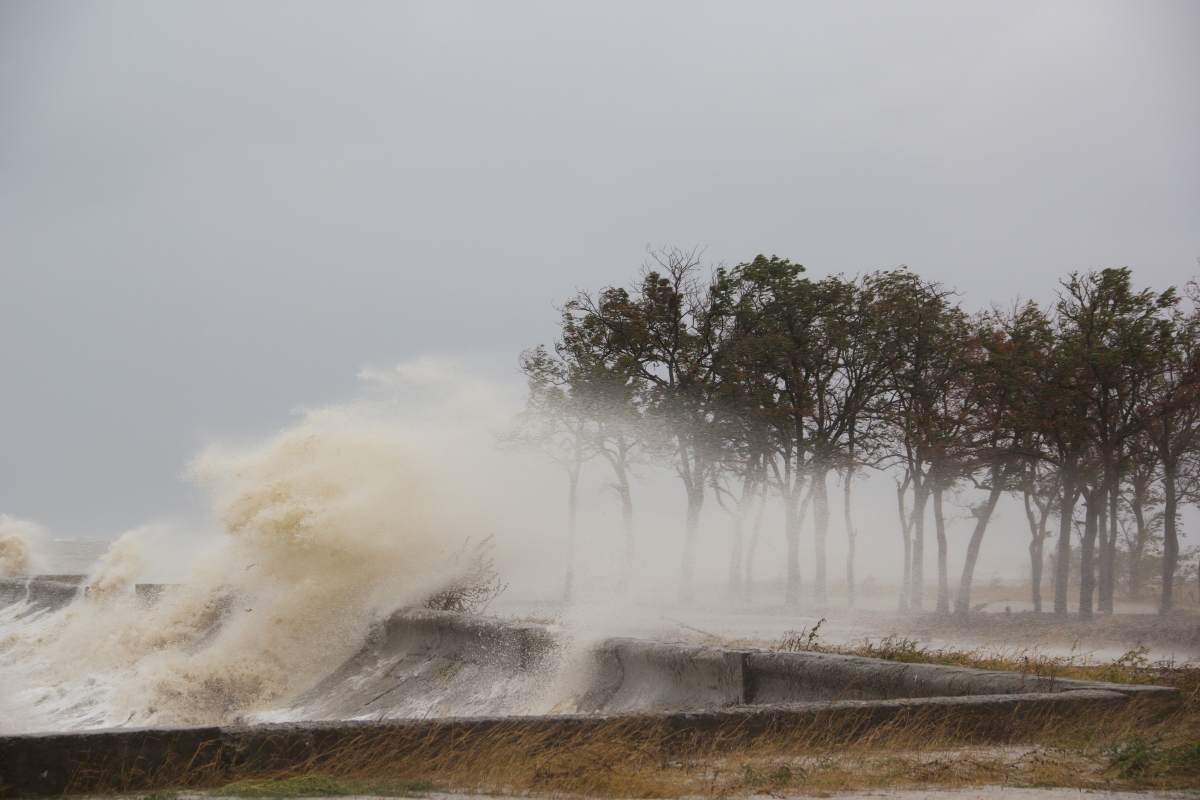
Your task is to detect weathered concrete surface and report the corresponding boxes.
[278,609,560,721]
[580,637,749,712]
[0,578,80,612]
[0,578,183,613]
[742,649,1169,703]
[278,610,1175,720]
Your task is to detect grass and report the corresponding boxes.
[56,620,1200,798]
[217,775,434,797]
[1108,737,1200,781]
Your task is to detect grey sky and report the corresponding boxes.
[1,1,1198,537]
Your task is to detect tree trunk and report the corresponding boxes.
[844,467,857,609]
[727,477,757,602]
[678,484,703,604]
[910,483,931,612]
[1078,487,1100,620]
[1099,479,1118,615]
[1030,535,1044,614]
[1024,489,1047,614]
[1096,489,1110,614]
[744,487,767,603]
[1054,471,1078,617]
[896,475,914,612]
[1130,491,1146,602]
[615,454,635,591]
[813,468,830,606]
[679,480,704,604]
[934,486,949,614]
[953,466,1005,616]
[1160,463,1179,615]
[785,476,814,607]
[728,510,745,603]
[565,463,580,602]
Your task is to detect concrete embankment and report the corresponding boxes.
[0,586,1181,797]
[280,609,1173,722]
[0,577,174,613]
[0,688,1156,798]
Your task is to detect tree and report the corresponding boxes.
[872,270,968,611]
[564,247,722,603]
[1139,282,1199,614]
[708,254,817,607]
[1056,269,1175,618]
[556,296,650,588]
[507,345,597,600]
[1027,302,1094,617]
[952,302,1045,616]
[1021,457,1060,613]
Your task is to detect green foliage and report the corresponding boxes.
[1108,737,1200,780]
[741,762,803,789]
[775,618,825,651]
[218,775,435,797]
[531,253,1200,616]
[859,635,930,663]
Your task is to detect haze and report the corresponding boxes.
[1,0,1197,539]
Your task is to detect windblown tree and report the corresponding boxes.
[872,270,970,612]
[952,302,1047,616]
[1020,455,1060,613]
[802,275,895,607]
[563,247,723,603]
[828,274,896,608]
[706,316,775,602]
[1028,306,1095,618]
[1139,281,1200,613]
[1115,446,1162,604]
[556,296,649,587]
[520,250,1195,615]
[1056,269,1176,619]
[708,254,819,607]
[507,345,598,600]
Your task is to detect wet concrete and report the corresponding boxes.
[282,608,1174,721]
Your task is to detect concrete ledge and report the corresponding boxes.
[583,638,748,712]
[0,579,80,612]
[582,636,1177,711]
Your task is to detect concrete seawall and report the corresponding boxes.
[0,687,1155,797]
[278,608,1173,721]
[0,577,174,612]
[0,587,1180,797]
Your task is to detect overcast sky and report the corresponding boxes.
[1,1,1198,537]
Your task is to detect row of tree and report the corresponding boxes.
[510,248,1200,617]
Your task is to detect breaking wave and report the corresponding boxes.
[0,399,507,733]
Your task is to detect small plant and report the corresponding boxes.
[775,618,825,652]
[423,536,507,614]
[862,634,928,662]
[1116,644,1151,670]
[1107,736,1200,780]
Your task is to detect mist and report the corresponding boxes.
[1,0,1199,741]
[2,1,1198,538]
